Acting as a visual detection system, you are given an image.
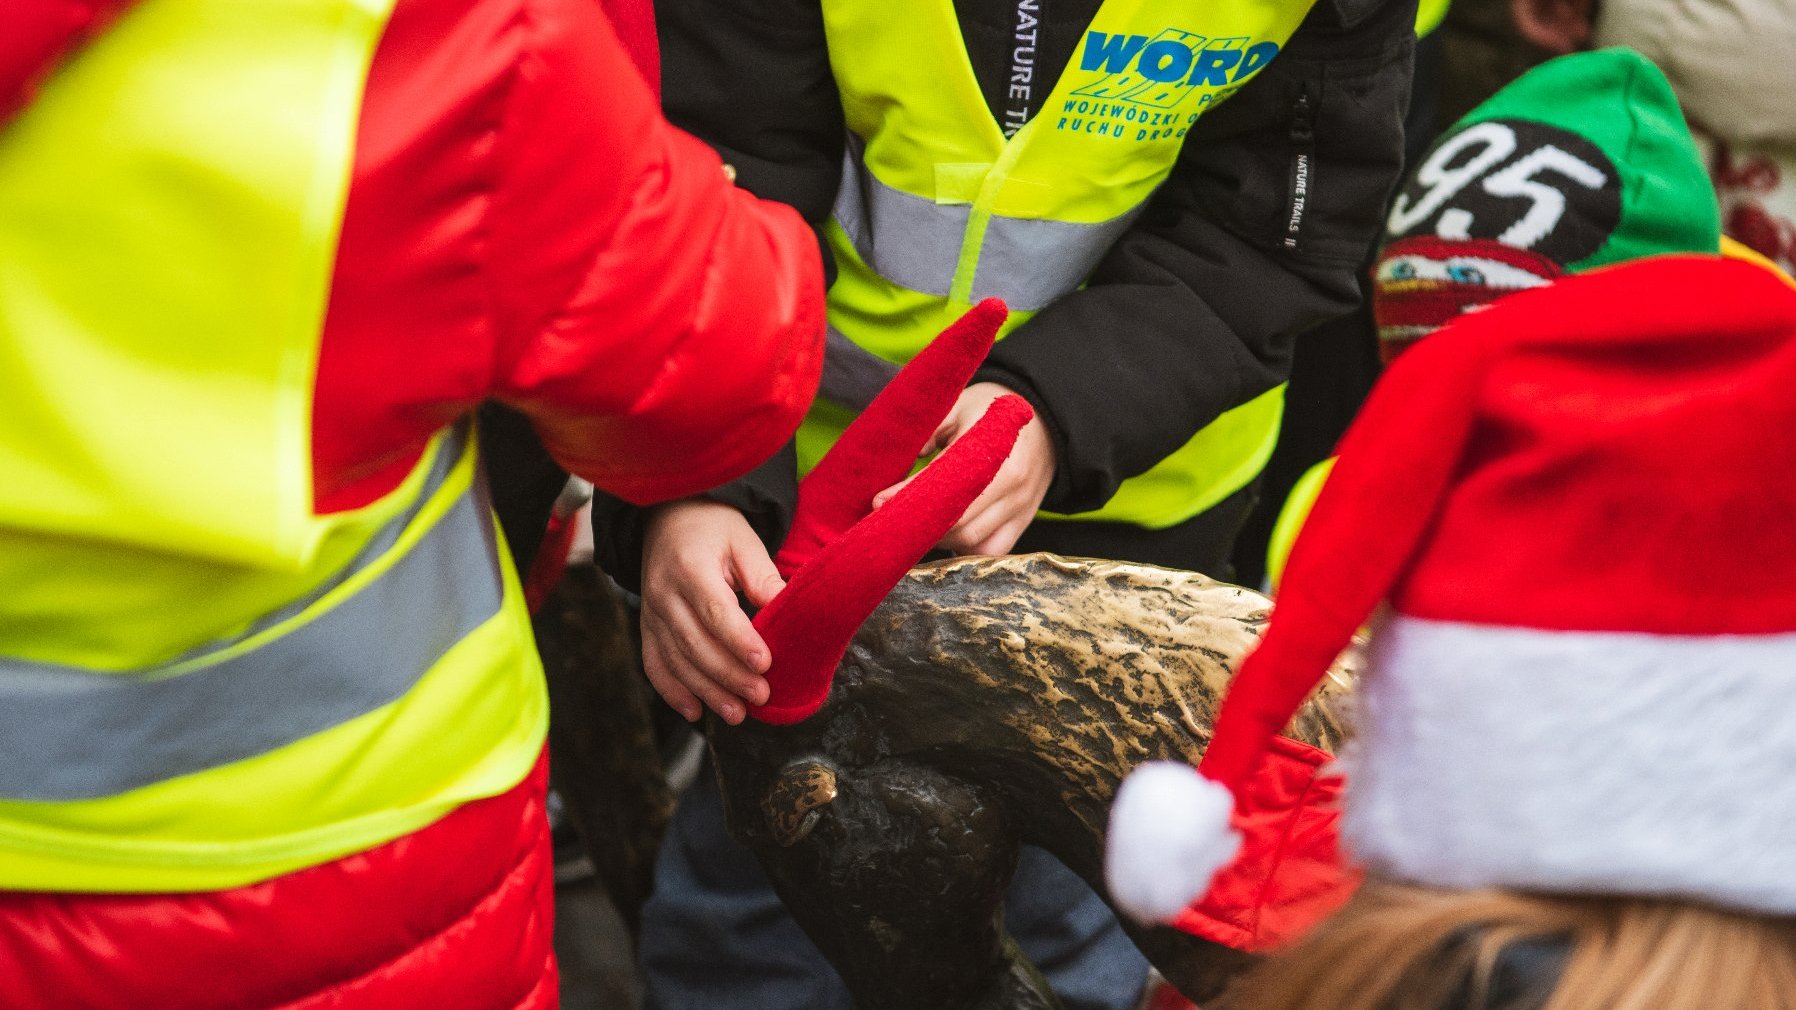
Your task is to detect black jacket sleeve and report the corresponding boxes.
[591,0,841,586]
[480,403,570,574]
[655,0,844,226]
[974,0,1418,514]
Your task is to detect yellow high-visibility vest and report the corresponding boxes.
[1416,0,1450,38]
[0,0,546,892]
[803,0,1317,528]
[1265,455,1335,592]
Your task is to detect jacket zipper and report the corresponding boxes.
[1282,87,1315,252]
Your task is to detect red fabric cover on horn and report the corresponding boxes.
[751,394,1033,724]
[774,299,1007,579]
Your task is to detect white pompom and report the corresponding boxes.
[1105,761,1242,924]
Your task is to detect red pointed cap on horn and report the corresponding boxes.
[773,298,1008,579]
[750,394,1031,724]
[748,299,1026,725]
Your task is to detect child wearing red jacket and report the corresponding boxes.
[0,2,823,1007]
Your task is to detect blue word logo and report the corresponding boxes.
[1055,30,1279,141]
[1073,30,1278,108]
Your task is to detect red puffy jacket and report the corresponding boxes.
[0,1,823,1007]
[315,0,824,513]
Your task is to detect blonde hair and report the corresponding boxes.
[1218,879,1796,1010]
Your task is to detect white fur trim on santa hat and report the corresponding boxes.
[1105,761,1241,924]
[1345,614,1796,915]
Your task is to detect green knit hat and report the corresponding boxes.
[1375,49,1721,358]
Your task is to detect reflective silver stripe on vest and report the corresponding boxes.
[831,141,1144,312]
[968,208,1141,309]
[0,432,503,801]
[832,144,969,299]
[818,325,903,411]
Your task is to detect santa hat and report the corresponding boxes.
[1109,254,1796,924]
[1374,49,1719,361]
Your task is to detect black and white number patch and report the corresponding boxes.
[1386,118,1622,265]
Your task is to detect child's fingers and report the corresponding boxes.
[641,626,702,722]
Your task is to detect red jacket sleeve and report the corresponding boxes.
[312,0,823,514]
[482,0,824,505]
[1,0,135,122]
[598,0,659,95]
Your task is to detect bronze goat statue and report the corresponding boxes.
[707,552,1355,1009]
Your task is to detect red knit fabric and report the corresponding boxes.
[0,754,555,1010]
[753,394,1033,723]
[775,299,1006,578]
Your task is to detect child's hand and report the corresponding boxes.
[640,499,785,724]
[870,382,1055,556]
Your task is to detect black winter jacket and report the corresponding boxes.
[595,0,1417,587]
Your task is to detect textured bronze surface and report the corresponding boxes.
[710,553,1356,1010]
[764,760,841,847]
